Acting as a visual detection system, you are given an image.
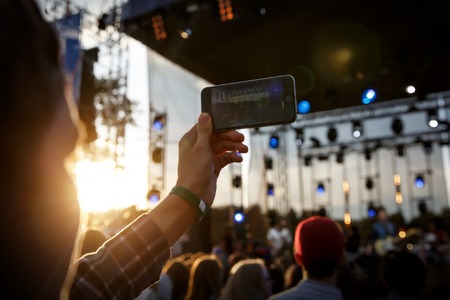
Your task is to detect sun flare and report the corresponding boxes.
[73,159,148,213]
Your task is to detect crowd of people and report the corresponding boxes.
[2,1,450,299]
[128,207,450,300]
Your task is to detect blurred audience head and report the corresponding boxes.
[294,216,345,279]
[220,258,272,300]
[185,254,223,300]
[162,258,189,300]
[381,250,428,299]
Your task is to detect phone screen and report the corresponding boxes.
[201,75,297,131]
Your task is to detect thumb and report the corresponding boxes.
[196,112,213,145]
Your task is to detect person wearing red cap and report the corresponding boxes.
[268,216,346,300]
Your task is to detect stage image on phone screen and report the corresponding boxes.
[201,75,297,131]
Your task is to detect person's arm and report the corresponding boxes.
[65,113,248,299]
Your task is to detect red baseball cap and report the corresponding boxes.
[294,216,345,268]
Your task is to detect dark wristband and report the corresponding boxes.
[169,185,209,221]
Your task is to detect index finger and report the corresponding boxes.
[211,130,245,144]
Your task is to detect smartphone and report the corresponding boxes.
[201,75,297,131]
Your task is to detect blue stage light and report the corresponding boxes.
[153,114,165,130]
[362,89,376,104]
[297,100,311,114]
[234,211,244,223]
[316,182,325,194]
[269,135,279,149]
[415,175,425,189]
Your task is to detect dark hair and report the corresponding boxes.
[0,0,65,188]
[381,250,428,298]
[305,259,339,278]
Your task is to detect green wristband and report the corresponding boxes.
[169,185,209,221]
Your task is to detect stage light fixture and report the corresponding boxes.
[152,148,163,163]
[294,128,304,145]
[147,188,161,203]
[344,212,351,226]
[304,156,312,166]
[352,120,363,138]
[366,177,374,190]
[396,144,404,157]
[336,151,344,164]
[234,208,245,223]
[423,141,433,154]
[151,14,167,40]
[310,137,321,148]
[217,0,234,22]
[264,155,273,169]
[269,135,279,149]
[297,100,311,114]
[232,175,242,188]
[180,28,192,39]
[327,126,338,143]
[316,182,325,194]
[364,148,372,161]
[405,85,416,94]
[427,109,439,128]
[391,117,404,135]
[153,114,166,130]
[415,174,425,189]
[362,88,376,104]
[267,183,275,196]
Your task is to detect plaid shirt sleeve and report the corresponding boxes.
[69,212,171,299]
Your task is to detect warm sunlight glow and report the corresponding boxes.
[74,159,147,212]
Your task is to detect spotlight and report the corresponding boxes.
[316,182,325,194]
[362,88,376,104]
[405,85,416,94]
[269,135,279,149]
[294,128,304,145]
[180,28,192,39]
[423,141,433,154]
[391,117,404,135]
[352,120,363,138]
[427,109,439,128]
[396,144,404,157]
[232,175,242,188]
[217,0,234,22]
[152,148,163,163]
[147,188,161,203]
[151,14,167,40]
[264,155,273,169]
[304,156,312,166]
[153,114,166,130]
[234,208,245,223]
[368,202,376,218]
[267,183,275,196]
[364,148,372,161]
[366,177,374,190]
[415,174,425,189]
[310,137,321,148]
[336,151,344,164]
[297,100,311,114]
[327,126,338,143]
